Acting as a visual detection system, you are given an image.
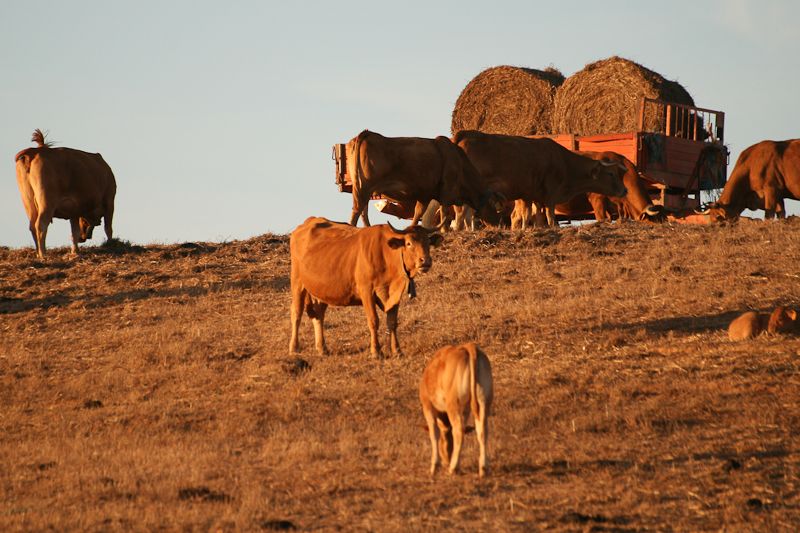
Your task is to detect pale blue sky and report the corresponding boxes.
[2,0,798,248]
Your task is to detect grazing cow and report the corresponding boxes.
[419,342,493,477]
[346,130,503,227]
[707,139,799,220]
[15,129,116,258]
[454,131,627,227]
[576,151,665,222]
[289,217,442,358]
[728,306,798,341]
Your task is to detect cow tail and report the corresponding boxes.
[467,343,480,422]
[352,130,368,202]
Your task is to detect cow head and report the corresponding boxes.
[638,204,667,223]
[702,203,738,222]
[471,190,507,223]
[78,216,101,242]
[386,223,443,277]
[768,306,798,334]
[591,160,628,198]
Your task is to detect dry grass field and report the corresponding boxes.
[2,218,800,531]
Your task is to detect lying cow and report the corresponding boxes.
[707,139,799,220]
[454,131,627,227]
[346,130,503,228]
[15,129,116,258]
[289,216,442,358]
[728,306,798,341]
[419,342,493,477]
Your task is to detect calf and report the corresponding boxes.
[419,342,493,477]
[728,306,798,341]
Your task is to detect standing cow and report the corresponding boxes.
[454,131,627,227]
[707,139,799,220]
[15,129,116,258]
[420,342,493,477]
[346,130,503,228]
[289,217,442,358]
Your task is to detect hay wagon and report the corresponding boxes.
[541,97,727,220]
[332,97,727,223]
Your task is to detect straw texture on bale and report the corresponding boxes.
[552,56,694,136]
[451,66,565,136]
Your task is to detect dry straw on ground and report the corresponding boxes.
[2,219,800,530]
[552,56,695,136]
[451,65,565,136]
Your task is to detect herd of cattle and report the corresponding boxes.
[343,130,800,231]
[11,128,800,476]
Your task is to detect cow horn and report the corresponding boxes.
[385,220,404,234]
[599,159,618,167]
[644,205,663,216]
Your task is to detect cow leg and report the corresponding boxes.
[386,305,402,356]
[447,407,464,475]
[476,400,489,477]
[522,201,532,230]
[763,187,778,220]
[69,218,82,255]
[532,203,547,228]
[420,200,441,229]
[437,417,453,466]
[510,202,521,230]
[289,286,306,353]
[439,203,454,231]
[309,302,329,355]
[361,295,381,357]
[464,206,475,231]
[104,201,114,241]
[453,206,467,231]
[409,201,426,227]
[588,193,610,221]
[422,406,439,476]
[28,216,38,253]
[34,210,52,259]
[545,205,556,227]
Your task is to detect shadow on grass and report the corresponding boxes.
[603,309,757,335]
[0,276,289,315]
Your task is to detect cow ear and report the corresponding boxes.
[388,237,405,249]
[429,233,444,247]
[788,309,798,321]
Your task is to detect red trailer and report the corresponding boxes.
[333,97,727,222]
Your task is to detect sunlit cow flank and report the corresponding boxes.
[15,129,116,258]
[707,139,800,220]
[454,130,627,227]
[289,217,442,358]
[419,342,493,477]
[728,306,798,341]
[346,130,503,228]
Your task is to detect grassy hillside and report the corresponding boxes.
[2,219,800,531]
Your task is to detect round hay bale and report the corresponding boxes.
[451,66,565,136]
[552,56,694,136]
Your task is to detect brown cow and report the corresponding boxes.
[289,217,442,358]
[509,151,664,228]
[577,151,665,222]
[419,342,493,477]
[728,306,798,341]
[707,139,799,220]
[346,130,503,228]
[454,131,627,227]
[15,129,116,258]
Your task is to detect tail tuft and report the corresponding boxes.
[31,129,53,148]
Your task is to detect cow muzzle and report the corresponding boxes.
[417,258,432,273]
